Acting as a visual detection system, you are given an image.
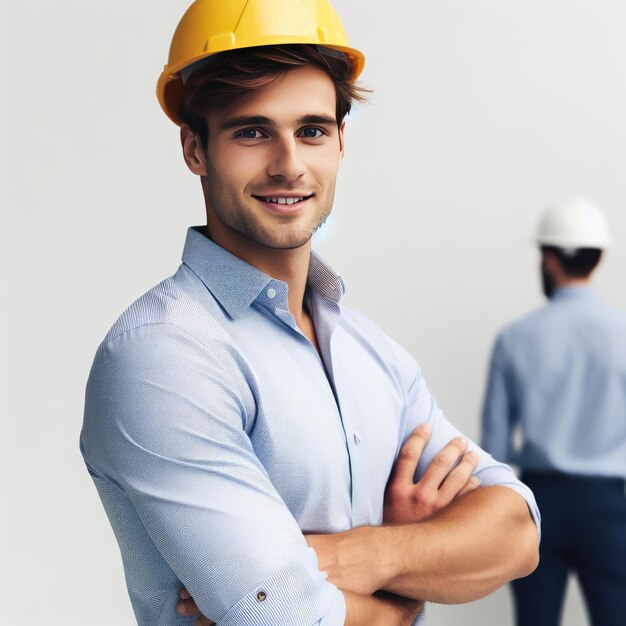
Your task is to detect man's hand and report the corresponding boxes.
[345,590,424,626]
[383,423,480,523]
[305,426,482,595]
[372,591,424,625]
[176,587,213,625]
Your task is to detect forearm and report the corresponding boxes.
[344,590,423,626]
[379,486,539,603]
[316,486,538,604]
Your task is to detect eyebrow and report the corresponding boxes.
[220,113,338,131]
[220,116,273,131]
[296,114,338,126]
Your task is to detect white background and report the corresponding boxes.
[3,1,626,624]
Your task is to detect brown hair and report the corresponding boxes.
[179,44,368,148]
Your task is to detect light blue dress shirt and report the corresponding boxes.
[482,286,626,478]
[81,227,540,626]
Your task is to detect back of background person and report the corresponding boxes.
[481,198,626,626]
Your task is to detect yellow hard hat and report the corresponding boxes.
[157,0,365,125]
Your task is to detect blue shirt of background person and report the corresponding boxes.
[481,197,626,626]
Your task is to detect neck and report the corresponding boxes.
[554,275,592,291]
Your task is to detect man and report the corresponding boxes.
[481,197,626,626]
[81,1,539,625]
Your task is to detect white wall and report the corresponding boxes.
[3,1,625,624]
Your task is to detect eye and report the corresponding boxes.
[299,127,325,139]
[235,128,265,140]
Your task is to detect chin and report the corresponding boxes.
[257,231,314,250]
[243,217,321,250]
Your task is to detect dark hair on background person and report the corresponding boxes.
[179,44,369,149]
[541,246,603,277]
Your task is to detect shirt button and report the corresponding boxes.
[267,288,276,299]
[256,591,267,602]
[353,432,361,445]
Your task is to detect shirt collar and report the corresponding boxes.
[308,250,346,302]
[551,285,599,302]
[181,227,345,319]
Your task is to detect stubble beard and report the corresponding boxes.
[205,159,334,250]
[541,265,556,299]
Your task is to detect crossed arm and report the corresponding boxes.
[309,486,537,604]
[308,427,539,604]
[176,425,539,624]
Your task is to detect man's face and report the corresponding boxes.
[202,64,344,251]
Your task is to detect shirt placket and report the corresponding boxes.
[308,290,370,528]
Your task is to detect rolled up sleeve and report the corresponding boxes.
[219,549,345,626]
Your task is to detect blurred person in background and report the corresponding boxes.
[481,197,626,626]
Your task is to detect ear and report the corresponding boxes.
[180,125,207,176]
[542,250,561,275]
[338,120,346,158]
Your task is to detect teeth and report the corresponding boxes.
[263,197,304,205]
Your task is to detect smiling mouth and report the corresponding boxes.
[252,194,313,206]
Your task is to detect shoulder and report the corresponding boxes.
[83,270,256,462]
[103,265,227,345]
[89,265,246,395]
[496,302,555,344]
[594,297,626,326]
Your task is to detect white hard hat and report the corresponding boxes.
[536,197,612,249]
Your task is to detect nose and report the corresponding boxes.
[266,135,306,182]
